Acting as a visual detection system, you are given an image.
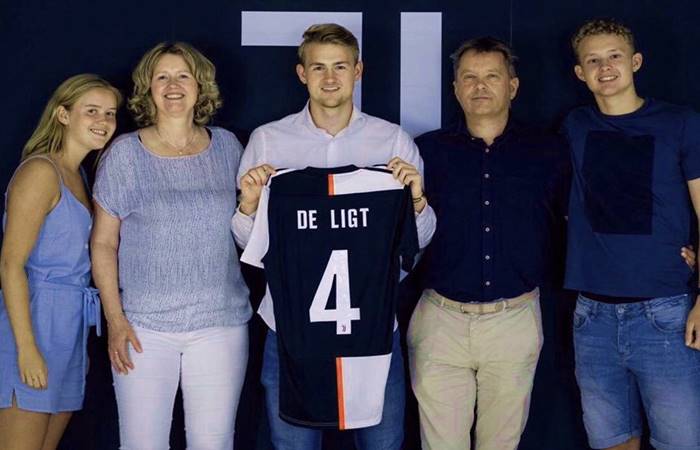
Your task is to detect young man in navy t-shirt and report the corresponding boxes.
[563,18,700,450]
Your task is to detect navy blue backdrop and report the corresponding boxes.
[1,1,699,449]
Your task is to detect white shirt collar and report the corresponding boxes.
[300,101,365,137]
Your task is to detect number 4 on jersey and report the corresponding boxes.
[309,250,361,335]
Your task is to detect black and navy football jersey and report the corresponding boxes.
[241,165,419,430]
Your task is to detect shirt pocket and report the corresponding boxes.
[581,131,654,235]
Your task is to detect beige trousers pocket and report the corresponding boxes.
[408,291,543,450]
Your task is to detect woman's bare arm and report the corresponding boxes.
[0,159,60,389]
[90,203,142,374]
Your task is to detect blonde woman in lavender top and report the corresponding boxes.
[91,42,252,449]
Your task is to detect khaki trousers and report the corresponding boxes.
[407,289,543,450]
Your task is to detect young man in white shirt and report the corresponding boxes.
[231,23,436,450]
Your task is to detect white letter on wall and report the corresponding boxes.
[400,12,442,137]
[241,11,363,109]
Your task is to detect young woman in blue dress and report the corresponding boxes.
[0,74,121,450]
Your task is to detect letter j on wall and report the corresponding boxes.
[241,11,442,137]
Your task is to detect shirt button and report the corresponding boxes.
[484,200,490,206]
[84,244,89,249]
[484,173,490,179]
[485,281,491,286]
[485,226,491,232]
[484,255,491,260]
[485,147,490,153]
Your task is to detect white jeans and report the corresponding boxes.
[113,325,248,450]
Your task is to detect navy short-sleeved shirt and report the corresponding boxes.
[417,119,570,302]
[563,99,700,297]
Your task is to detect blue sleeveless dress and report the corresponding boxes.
[0,156,101,413]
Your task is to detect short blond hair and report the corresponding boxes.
[571,18,635,62]
[128,42,222,127]
[22,74,122,160]
[297,23,359,65]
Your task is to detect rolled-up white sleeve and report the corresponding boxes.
[239,186,270,268]
[415,203,436,249]
[232,208,255,248]
[394,128,436,249]
[232,129,265,249]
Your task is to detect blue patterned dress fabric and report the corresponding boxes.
[0,156,101,413]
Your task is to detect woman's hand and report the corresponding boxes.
[17,344,48,389]
[92,205,141,375]
[108,318,142,375]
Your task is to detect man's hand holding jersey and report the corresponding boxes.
[240,160,426,215]
[387,157,427,213]
[239,164,277,216]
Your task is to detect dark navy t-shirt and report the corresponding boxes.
[563,99,700,297]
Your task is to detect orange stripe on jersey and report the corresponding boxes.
[327,174,335,196]
[336,357,346,430]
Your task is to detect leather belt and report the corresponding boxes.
[425,288,537,314]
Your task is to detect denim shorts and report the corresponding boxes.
[573,293,700,450]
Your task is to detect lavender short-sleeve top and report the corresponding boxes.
[93,127,252,332]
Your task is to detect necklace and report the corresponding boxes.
[155,126,197,155]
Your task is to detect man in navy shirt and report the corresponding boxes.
[408,37,569,450]
[564,18,700,450]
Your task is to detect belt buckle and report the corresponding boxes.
[495,300,507,313]
[459,304,466,314]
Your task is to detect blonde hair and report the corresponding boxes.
[297,23,359,65]
[128,42,222,127]
[22,74,122,160]
[572,18,636,62]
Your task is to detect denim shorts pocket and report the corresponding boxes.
[573,297,595,330]
[649,295,689,333]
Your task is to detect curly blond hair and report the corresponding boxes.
[571,19,635,62]
[128,42,222,127]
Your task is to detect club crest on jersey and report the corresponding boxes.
[297,208,370,230]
